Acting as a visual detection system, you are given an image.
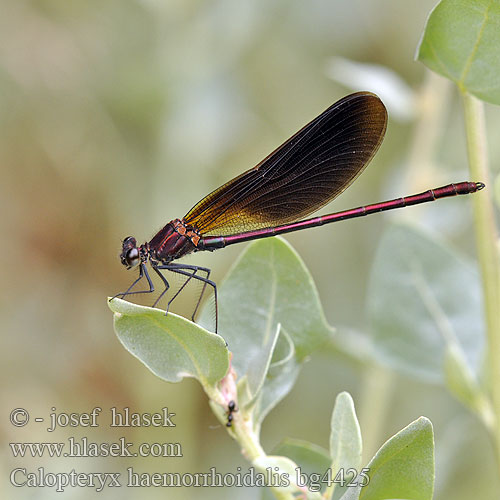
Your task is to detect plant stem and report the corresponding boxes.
[358,364,394,461]
[209,373,297,498]
[405,71,452,190]
[233,418,296,500]
[461,92,500,468]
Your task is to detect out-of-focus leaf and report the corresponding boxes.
[109,298,229,389]
[417,0,500,104]
[435,415,500,497]
[272,438,332,476]
[325,56,416,122]
[367,224,484,383]
[358,417,435,500]
[444,341,490,417]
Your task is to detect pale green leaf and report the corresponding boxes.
[239,323,282,409]
[252,326,300,430]
[367,224,484,383]
[273,438,332,476]
[200,237,333,370]
[444,341,489,415]
[359,417,435,500]
[417,0,500,104]
[255,455,323,500]
[262,439,330,499]
[199,237,333,427]
[330,392,362,477]
[109,298,229,389]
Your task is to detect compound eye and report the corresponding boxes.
[123,236,136,245]
[126,247,140,268]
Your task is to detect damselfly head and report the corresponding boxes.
[120,236,140,269]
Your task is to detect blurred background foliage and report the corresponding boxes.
[2,1,499,499]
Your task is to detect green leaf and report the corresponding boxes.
[272,438,332,477]
[359,417,435,500]
[238,323,282,409]
[417,0,500,104]
[109,298,229,390]
[252,326,300,430]
[254,455,301,496]
[444,340,487,414]
[330,392,362,478]
[236,324,300,432]
[339,488,361,500]
[255,455,323,500]
[201,237,333,368]
[200,237,333,428]
[269,439,335,498]
[367,224,484,383]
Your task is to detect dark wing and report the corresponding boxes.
[183,92,387,236]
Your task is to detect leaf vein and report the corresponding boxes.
[458,0,493,90]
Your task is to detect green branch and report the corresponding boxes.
[462,92,500,466]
